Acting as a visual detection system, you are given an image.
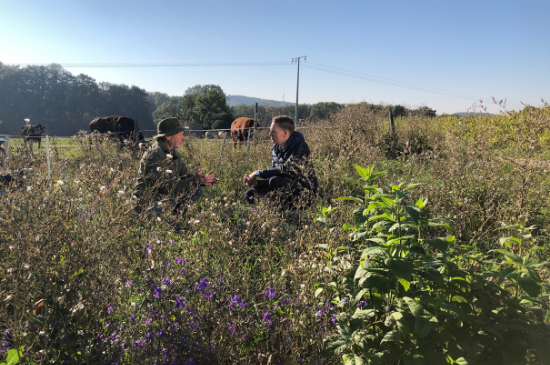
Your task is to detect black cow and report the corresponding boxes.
[89,116,144,145]
[21,124,46,149]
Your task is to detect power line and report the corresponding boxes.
[302,64,484,102]
[307,62,486,101]
[12,62,292,68]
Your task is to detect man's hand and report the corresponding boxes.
[195,168,220,187]
[243,171,259,188]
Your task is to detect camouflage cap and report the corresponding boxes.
[155,118,185,138]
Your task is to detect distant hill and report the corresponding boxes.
[227,95,293,107]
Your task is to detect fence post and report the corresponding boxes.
[216,132,227,172]
[389,109,395,136]
[245,128,251,165]
[254,102,258,145]
[46,135,51,179]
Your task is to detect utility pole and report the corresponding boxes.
[292,55,306,123]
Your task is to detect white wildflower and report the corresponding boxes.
[110,168,114,172]
[118,190,124,195]
[23,264,30,270]
[56,180,64,185]
[157,217,161,221]
[166,170,173,174]
[157,167,162,171]
[100,186,106,191]
[6,268,13,273]
[166,153,173,159]
[26,186,32,191]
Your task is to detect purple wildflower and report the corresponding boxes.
[145,331,153,341]
[176,296,184,309]
[267,322,275,331]
[230,295,240,310]
[203,292,212,301]
[196,277,209,291]
[152,284,162,299]
[331,315,337,323]
[125,280,133,285]
[162,278,171,286]
[265,286,277,299]
[131,315,136,323]
[169,239,175,245]
[107,306,113,314]
[281,297,291,306]
[358,301,367,309]
[228,322,235,334]
[263,312,271,323]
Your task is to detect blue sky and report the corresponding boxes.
[1,0,548,114]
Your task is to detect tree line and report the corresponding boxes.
[0,62,437,136]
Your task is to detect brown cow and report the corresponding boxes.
[230,117,254,149]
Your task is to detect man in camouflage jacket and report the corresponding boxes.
[135,118,218,213]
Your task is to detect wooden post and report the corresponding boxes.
[253,103,258,146]
[245,128,251,165]
[389,109,395,136]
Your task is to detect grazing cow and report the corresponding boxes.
[204,131,214,139]
[89,116,144,146]
[230,117,254,148]
[21,124,46,149]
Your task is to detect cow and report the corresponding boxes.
[230,117,254,149]
[204,131,214,139]
[21,124,46,150]
[89,116,144,147]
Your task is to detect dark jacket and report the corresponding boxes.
[259,131,319,190]
[135,139,196,203]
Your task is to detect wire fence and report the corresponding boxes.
[0,121,390,173]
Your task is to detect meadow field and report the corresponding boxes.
[1,103,550,364]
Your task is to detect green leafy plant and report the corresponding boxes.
[315,165,550,365]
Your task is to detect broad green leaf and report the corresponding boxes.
[454,357,469,365]
[414,316,437,339]
[399,278,411,292]
[491,249,523,265]
[355,288,369,302]
[403,297,423,317]
[387,258,414,281]
[338,322,352,337]
[403,183,422,191]
[416,197,427,209]
[314,288,324,298]
[380,330,397,344]
[326,339,348,356]
[352,309,376,320]
[518,275,542,297]
[355,164,371,179]
[404,205,420,225]
[422,238,449,251]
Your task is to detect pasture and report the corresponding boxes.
[1,104,550,364]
